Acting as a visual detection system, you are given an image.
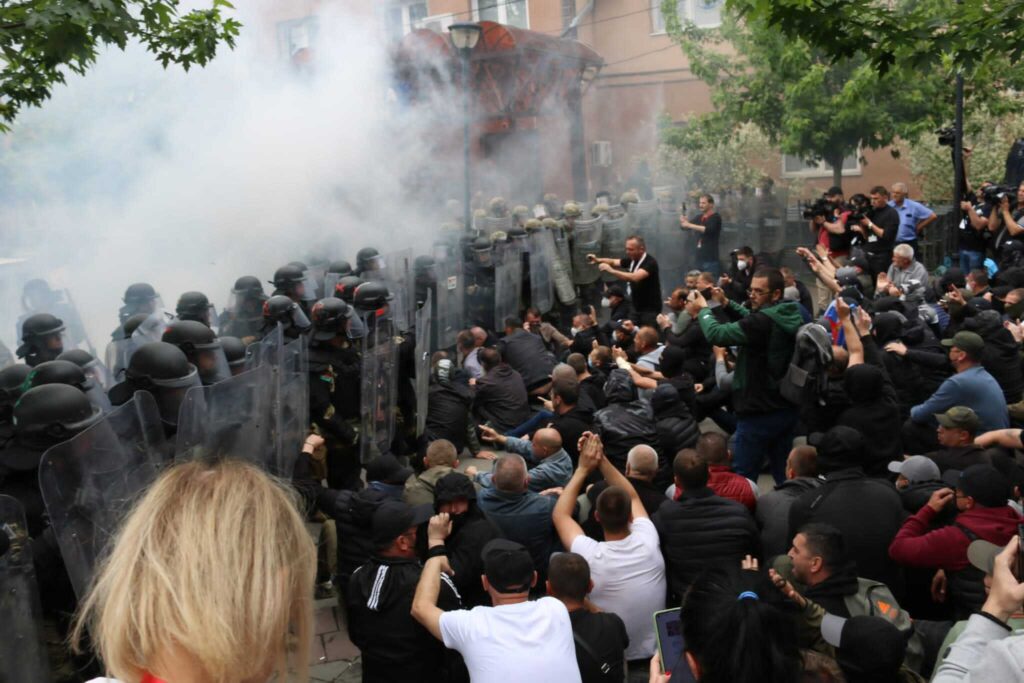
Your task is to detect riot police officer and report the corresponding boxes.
[220,275,267,343]
[270,264,312,314]
[16,314,65,367]
[465,236,496,330]
[355,247,386,279]
[113,282,162,338]
[413,255,437,310]
[57,348,113,390]
[108,341,201,435]
[308,298,363,490]
[0,365,29,447]
[175,291,215,328]
[161,320,231,385]
[260,295,312,340]
[22,360,111,413]
[218,336,248,377]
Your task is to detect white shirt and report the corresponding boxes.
[439,596,582,683]
[570,517,667,660]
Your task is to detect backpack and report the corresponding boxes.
[844,578,925,674]
[780,322,833,406]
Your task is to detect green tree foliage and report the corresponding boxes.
[660,2,946,187]
[0,0,240,130]
[656,117,777,196]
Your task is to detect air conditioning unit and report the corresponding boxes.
[592,141,612,168]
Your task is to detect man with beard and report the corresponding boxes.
[432,472,502,608]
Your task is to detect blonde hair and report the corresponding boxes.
[72,459,316,683]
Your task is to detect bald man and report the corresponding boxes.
[470,426,573,492]
[583,445,669,539]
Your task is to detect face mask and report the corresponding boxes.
[601,297,611,308]
[736,260,748,271]
[587,358,596,370]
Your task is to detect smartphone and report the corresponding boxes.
[654,608,696,681]
[1017,524,1024,581]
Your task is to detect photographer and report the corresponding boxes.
[987,181,1024,263]
[958,182,992,272]
[853,186,900,275]
[807,187,852,313]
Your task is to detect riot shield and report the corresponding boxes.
[528,230,555,314]
[494,242,523,327]
[571,216,603,286]
[17,289,95,358]
[360,319,398,463]
[551,225,576,306]
[435,256,464,350]
[38,391,166,601]
[174,362,275,471]
[385,250,414,334]
[600,213,629,283]
[657,207,688,291]
[627,199,658,238]
[272,335,309,477]
[104,336,139,382]
[131,309,175,344]
[481,215,512,234]
[415,291,432,435]
[0,495,51,682]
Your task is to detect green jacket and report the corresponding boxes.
[697,300,804,415]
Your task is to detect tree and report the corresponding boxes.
[724,0,1024,81]
[656,117,777,196]
[662,2,946,188]
[0,0,240,130]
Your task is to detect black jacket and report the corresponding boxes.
[579,373,608,411]
[551,403,594,466]
[472,364,531,434]
[498,330,557,391]
[653,487,760,599]
[592,370,661,471]
[835,364,903,477]
[651,384,698,487]
[788,468,906,597]
[755,476,822,560]
[317,487,387,587]
[803,562,861,617]
[443,506,503,608]
[347,555,463,683]
[964,311,1024,403]
[425,375,473,453]
[584,477,667,541]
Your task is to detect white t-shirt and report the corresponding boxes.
[571,516,667,661]
[439,596,582,683]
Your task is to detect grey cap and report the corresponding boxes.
[887,455,941,483]
[967,539,1002,575]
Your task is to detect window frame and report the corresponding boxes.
[650,0,723,35]
[384,0,431,40]
[473,0,530,29]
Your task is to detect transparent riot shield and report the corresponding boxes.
[305,265,328,301]
[0,495,51,682]
[415,291,432,435]
[481,215,512,234]
[600,213,629,283]
[272,335,309,477]
[360,319,398,463]
[131,309,175,344]
[627,199,658,238]
[435,256,464,350]
[174,363,275,471]
[528,230,555,314]
[494,242,523,327]
[657,206,687,292]
[385,250,414,334]
[17,288,95,359]
[551,225,576,306]
[104,336,139,382]
[38,391,166,601]
[571,216,603,286]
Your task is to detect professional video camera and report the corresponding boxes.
[802,198,836,220]
[937,126,956,148]
[846,193,869,224]
[982,184,1018,210]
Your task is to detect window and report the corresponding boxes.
[277,16,319,60]
[781,153,861,178]
[385,1,429,41]
[651,0,723,33]
[474,0,529,28]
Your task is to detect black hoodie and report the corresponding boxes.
[593,370,661,471]
[965,310,1024,403]
[836,364,903,476]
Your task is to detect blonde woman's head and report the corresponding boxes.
[72,459,316,683]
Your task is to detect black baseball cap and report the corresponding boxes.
[371,500,432,548]
[942,464,1012,508]
[821,614,906,677]
[606,284,625,299]
[365,453,413,485]
[480,539,535,593]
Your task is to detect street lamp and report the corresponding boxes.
[449,22,482,233]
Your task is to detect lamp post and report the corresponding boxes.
[449,22,482,234]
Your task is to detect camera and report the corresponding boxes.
[982,184,1018,210]
[802,198,835,220]
[937,126,956,148]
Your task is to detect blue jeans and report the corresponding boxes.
[506,410,554,438]
[732,408,799,484]
[959,249,985,273]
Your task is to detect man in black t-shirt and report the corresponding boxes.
[590,235,663,327]
[680,193,723,275]
[957,186,992,272]
[855,185,901,276]
[547,552,629,683]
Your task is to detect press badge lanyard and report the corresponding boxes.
[627,253,647,297]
